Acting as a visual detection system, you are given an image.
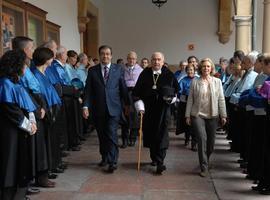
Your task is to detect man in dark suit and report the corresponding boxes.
[83,45,128,173]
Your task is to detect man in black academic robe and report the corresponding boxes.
[133,52,179,175]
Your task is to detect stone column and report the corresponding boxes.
[263,0,270,54]
[217,0,232,44]
[78,16,90,53]
[233,15,252,54]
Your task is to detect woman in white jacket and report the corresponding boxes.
[185,58,227,177]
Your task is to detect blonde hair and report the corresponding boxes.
[198,58,216,76]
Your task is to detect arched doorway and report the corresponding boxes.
[77,0,99,58]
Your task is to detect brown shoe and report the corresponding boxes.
[199,170,208,177]
[37,176,56,188]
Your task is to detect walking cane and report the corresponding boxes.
[137,112,143,171]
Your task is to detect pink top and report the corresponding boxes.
[259,81,270,100]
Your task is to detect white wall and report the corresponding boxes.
[24,0,80,52]
[23,0,265,63]
[97,0,236,64]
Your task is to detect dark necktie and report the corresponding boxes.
[104,66,109,83]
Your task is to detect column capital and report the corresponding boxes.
[78,16,90,33]
[217,31,233,44]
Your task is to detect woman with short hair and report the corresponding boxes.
[185,58,227,177]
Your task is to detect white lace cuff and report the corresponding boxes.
[19,117,32,133]
[29,112,36,124]
[134,100,145,113]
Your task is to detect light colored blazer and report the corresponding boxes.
[185,76,227,118]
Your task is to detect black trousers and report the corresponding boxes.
[63,96,78,148]
[230,105,241,153]
[240,110,253,161]
[259,106,270,187]
[247,114,266,180]
[150,145,167,166]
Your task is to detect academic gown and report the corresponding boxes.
[32,67,62,171]
[176,76,197,135]
[0,77,36,188]
[51,60,81,149]
[133,66,179,149]
[45,62,69,150]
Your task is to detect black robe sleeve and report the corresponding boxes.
[132,70,145,101]
[83,68,93,109]
[0,103,25,128]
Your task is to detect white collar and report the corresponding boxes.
[55,59,64,67]
[101,63,111,69]
[127,65,135,70]
[152,69,162,75]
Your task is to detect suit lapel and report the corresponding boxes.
[106,64,117,87]
[96,64,105,85]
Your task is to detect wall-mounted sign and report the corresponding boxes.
[188,44,195,51]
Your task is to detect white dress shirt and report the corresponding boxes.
[101,63,111,77]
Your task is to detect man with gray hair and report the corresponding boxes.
[174,60,188,82]
[230,51,259,105]
[40,39,58,58]
[77,53,92,86]
[133,52,179,175]
[229,51,258,168]
[121,51,143,148]
[45,45,69,86]
[46,46,81,153]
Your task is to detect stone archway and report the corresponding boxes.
[77,0,99,58]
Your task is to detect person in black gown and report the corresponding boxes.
[0,50,37,200]
[133,52,179,175]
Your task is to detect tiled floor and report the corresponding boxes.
[31,130,269,200]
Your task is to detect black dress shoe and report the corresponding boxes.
[61,151,70,157]
[58,163,68,170]
[79,136,86,141]
[120,143,128,149]
[237,159,244,163]
[184,140,189,146]
[252,185,263,191]
[129,140,135,147]
[156,164,166,175]
[245,174,255,180]
[51,167,64,173]
[120,140,128,149]
[240,162,247,169]
[260,188,270,195]
[253,180,259,184]
[70,146,81,151]
[107,164,117,173]
[26,187,40,195]
[191,144,197,152]
[98,160,107,167]
[48,173,58,179]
